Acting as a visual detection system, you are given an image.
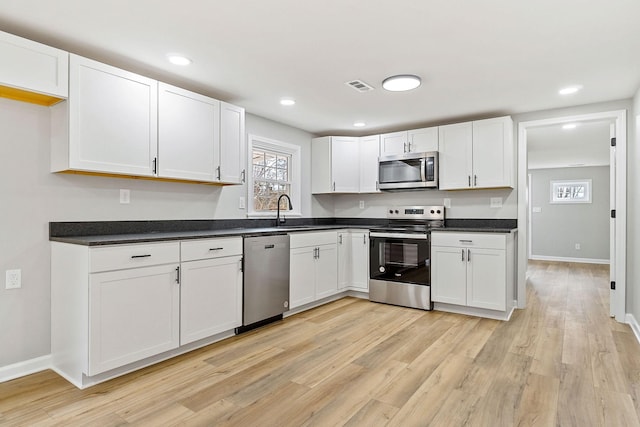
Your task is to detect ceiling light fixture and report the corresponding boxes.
[562,123,577,130]
[353,122,366,127]
[558,85,583,95]
[166,54,192,66]
[280,98,296,106]
[382,75,421,92]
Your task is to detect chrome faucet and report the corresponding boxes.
[276,194,293,226]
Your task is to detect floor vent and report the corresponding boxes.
[345,79,374,92]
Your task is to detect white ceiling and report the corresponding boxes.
[527,120,612,169]
[1,0,639,135]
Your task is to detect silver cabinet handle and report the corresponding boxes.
[152,157,157,175]
[339,235,343,245]
[175,266,180,284]
[467,249,471,262]
[333,182,336,191]
[363,234,366,244]
[474,175,477,187]
[239,258,243,272]
[461,249,465,262]
[459,240,473,243]
[216,166,221,180]
[468,175,471,187]
[241,169,246,183]
[131,254,151,259]
[209,247,224,251]
[403,142,408,152]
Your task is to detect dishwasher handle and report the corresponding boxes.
[264,244,275,249]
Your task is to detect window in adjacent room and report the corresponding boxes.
[247,134,301,217]
[550,179,592,203]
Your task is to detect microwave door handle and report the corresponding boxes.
[420,158,426,182]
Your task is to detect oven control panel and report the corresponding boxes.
[388,205,444,220]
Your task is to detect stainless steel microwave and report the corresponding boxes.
[378,151,438,190]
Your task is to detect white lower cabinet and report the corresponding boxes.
[179,237,243,345]
[88,263,180,376]
[337,230,370,292]
[431,231,515,317]
[289,231,338,309]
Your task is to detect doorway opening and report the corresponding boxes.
[517,110,627,322]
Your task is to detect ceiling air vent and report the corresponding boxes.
[345,79,374,92]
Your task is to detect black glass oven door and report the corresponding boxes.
[370,236,430,286]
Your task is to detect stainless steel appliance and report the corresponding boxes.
[239,234,290,333]
[369,205,444,310]
[378,151,438,190]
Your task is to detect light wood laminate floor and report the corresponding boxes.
[2,261,639,426]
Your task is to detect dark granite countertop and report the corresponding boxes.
[49,218,517,246]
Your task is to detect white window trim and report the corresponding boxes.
[550,179,592,204]
[247,134,301,218]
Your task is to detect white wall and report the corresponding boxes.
[0,101,314,368]
[629,89,640,320]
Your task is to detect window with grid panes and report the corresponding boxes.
[252,148,292,211]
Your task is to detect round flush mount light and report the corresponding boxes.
[562,123,577,130]
[280,98,296,106]
[353,121,366,127]
[166,54,192,66]
[382,75,421,92]
[558,85,583,95]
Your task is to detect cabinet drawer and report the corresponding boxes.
[180,237,243,261]
[431,232,506,250]
[290,231,338,248]
[90,242,180,273]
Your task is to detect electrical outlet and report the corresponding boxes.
[443,198,451,209]
[239,196,246,209]
[359,200,365,209]
[533,207,542,213]
[6,269,21,289]
[120,189,130,204]
[490,197,502,208]
[575,243,581,250]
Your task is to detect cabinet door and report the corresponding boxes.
[332,137,360,192]
[467,248,506,311]
[290,247,316,308]
[0,30,68,100]
[88,263,179,375]
[69,54,158,176]
[472,117,513,189]
[315,244,339,299]
[438,122,473,190]
[359,135,380,193]
[180,256,242,345]
[408,127,438,152]
[219,102,245,184]
[350,232,369,291]
[158,83,219,182]
[431,246,467,305]
[379,131,408,156]
[337,233,351,290]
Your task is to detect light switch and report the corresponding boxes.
[443,198,451,209]
[239,196,246,209]
[120,189,130,204]
[6,269,21,289]
[490,197,502,208]
[359,200,365,209]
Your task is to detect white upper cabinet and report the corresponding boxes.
[312,135,379,194]
[0,30,68,101]
[439,116,513,190]
[359,135,380,193]
[219,102,246,184]
[59,54,158,176]
[158,83,219,182]
[380,127,438,156]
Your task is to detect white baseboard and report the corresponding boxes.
[0,354,51,383]
[529,255,610,265]
[626,313,640,345]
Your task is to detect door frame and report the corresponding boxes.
[517,109,627,322]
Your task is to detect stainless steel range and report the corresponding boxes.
[369,205,444,310]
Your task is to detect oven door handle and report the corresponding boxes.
[370,232,428,240]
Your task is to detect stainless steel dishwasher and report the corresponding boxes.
[238,234,290,333]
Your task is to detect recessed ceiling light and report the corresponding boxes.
[559,85,583,95]
[382,75,421,92]
[280,98,296,106]
[562,123,577,130]
[166,54,192,66]
[353,122,366,127]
